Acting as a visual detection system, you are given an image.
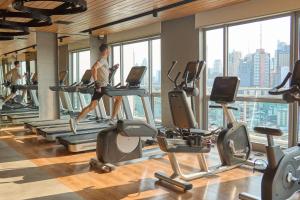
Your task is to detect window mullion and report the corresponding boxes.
[290,12,298,146]
[223,26,228,126]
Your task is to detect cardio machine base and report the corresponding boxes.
[90,147,165,172]
[155,151,245,191]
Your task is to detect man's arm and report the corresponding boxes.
[91,61,101,81]
[4,70,12,80]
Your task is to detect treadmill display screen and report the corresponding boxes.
[126,66,147,85]
[210,76,240,103]
[81,70,92,84]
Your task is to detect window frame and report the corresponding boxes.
[110,36,161,122]
[203,13,298,148]
[69,48,91,110]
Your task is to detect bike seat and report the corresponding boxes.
[254,127,283,136]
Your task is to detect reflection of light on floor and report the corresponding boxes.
[125,188,168,199]
[0,126,24,131]
[15,139,25,144]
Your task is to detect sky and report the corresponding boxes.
[206,16,291,64]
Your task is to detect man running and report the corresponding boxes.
[0,61,23,109]
[69,43,122,133]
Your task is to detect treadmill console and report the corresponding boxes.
[125,66,146,88]
[210,76,240,104]
[81,70,92,85]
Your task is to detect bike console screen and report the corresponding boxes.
[210,76,240,103]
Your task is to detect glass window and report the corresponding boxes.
[112,38,161,122]
[72,52,78,83]
[78,50,90,79]
[152,39,161,121]
[152,39,161,93]
[228,17,291,97]
[123,41,149,88]
[123,41,149,120]
[112,46,121,85]
[232,101,289,145]
[71,50,91,110]
[20,61,26,85]
[205,16,292,147]
[206,29,224,94]
[208,101,224,130]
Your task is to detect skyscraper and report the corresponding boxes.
[273,41,290,86]
[238,54,253,87]
[228,50,242,75]
[253,49,270,87]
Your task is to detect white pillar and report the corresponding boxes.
[37,32,60,120]
[161,15,200,127]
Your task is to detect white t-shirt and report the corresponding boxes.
[94,57,110,87]
[6,68,21,85]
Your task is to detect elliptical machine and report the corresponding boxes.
[239,60,300,200]
[155,61,251,191]
[89,66,160,172]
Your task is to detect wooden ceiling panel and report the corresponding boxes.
[0,0,249,55]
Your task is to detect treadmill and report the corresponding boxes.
[1,73,40,121]
[32,70,110,141]
[6,84,40,122]
[23,70,78,131]
[57,66,156,153]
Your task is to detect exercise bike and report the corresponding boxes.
[154,61,251,191]
[239,60,300,200]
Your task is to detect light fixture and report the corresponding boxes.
[0,9,51,27]
[0,20,29,37]
[13,0,87,16]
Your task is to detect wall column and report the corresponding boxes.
[58,45,69,84]
[161,15,201,127]
[37,32,60,120]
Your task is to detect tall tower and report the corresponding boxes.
[259,23,263,50]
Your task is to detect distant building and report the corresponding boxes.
[253,49,270,87]
[273,41,290,86]
[228,51,242,75]
[280,66,290,82]
[238,54,253,87]
[212,59,222,75]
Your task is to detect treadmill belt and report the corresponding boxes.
[27,119,93,129]
[26,119,72,127]
[8,114,39,120]
[39,123,109,135]
[34,120,96,130]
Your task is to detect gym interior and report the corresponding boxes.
[0,0,300,199]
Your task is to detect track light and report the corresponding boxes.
[153,10,158,17]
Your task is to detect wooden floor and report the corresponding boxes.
[1,126,300,200]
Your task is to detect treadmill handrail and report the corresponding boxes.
[269,72,293,95]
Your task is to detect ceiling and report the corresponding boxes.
[0,0,249,56]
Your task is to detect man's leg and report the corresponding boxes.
[111,96,122,120]
[21,89,27,103]
[76,100,98,123]
[0,92,15,109]
[3,92,16,104]
[109,96,122,125]
[69,100,98,134]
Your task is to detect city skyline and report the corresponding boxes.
[208,40,290,89]
[208,40,290,138]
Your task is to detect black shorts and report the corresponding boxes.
[10,85,17,94]
[91,87,106,101]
